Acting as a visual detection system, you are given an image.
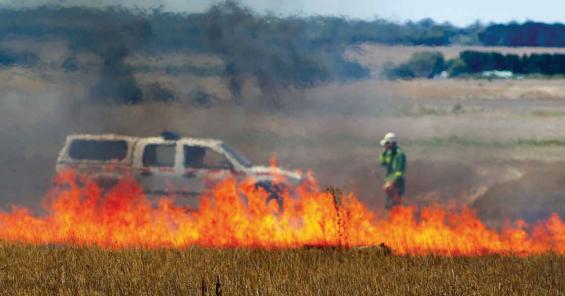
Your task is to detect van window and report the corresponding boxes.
[68,140,128,161]
[184,145,231,169]
[143,144,176,167]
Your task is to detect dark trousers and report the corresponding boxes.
[385,177,405,210]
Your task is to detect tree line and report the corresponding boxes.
[384,50,565,79]
[456,51,565,75]
[479,22,565,47]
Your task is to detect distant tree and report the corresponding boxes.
[446,58,468,76]
[452,51,565,76]
[480,22,565,47]
[503,54,521,73]
[459,51,484,73]
[0,50,38,67]
[383,51,445,79]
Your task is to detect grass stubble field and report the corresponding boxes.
[0,243,563,295]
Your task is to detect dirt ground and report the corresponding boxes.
[0,43,564,225]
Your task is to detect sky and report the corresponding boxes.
[3,0,565,26]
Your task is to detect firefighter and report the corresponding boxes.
[379,132,406,210]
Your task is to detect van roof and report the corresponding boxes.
[136,136,224,146]
[66,134,138,142]
[66,134,224,146]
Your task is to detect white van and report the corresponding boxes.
[56,132,303,205]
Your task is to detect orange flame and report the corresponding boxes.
[0,171,563,256]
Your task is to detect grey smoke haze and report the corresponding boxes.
[0,1,562,225]
[0,2,368,104]
[84,14,152,103]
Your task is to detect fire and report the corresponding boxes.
[0,171,563,256]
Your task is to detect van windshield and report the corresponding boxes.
[68,140,129,161]
[221,144,252,168]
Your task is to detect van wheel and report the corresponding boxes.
[254,182,284,211]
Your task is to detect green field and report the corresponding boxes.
[0,243,562,295]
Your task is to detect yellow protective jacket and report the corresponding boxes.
[379,147,406,183]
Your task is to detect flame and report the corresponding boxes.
[0,171,563,256]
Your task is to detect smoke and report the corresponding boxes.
[0,3,370,106]
[68,10,152,104]
[199,1,368,106]
[0,7,153,103]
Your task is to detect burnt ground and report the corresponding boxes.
[305,157,565,225]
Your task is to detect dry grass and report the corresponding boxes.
[0,243,562,295]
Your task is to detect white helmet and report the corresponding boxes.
[380,132,397,147]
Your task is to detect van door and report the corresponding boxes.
[181,144,234,195]
[135,140,183,197]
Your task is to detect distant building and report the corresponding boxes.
[481,70,513,79]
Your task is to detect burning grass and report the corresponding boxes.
[0,243,563,295]
[0,171,563,256]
